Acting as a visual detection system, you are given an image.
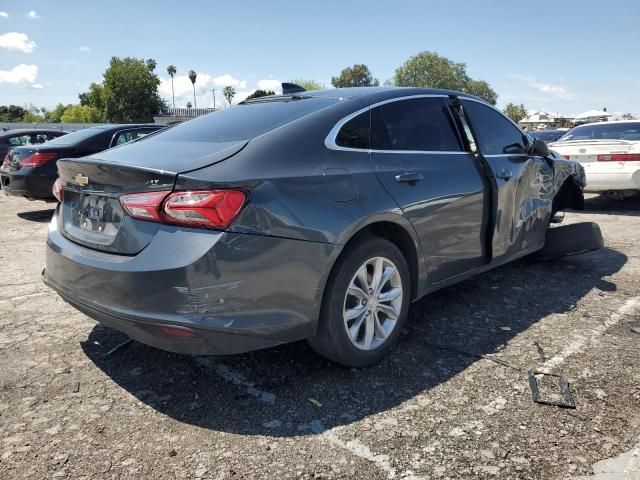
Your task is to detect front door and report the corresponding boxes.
[458,98,554,260]
[370,96,490,284]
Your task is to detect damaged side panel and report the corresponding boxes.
[489,151,585,261]
[44,214,341,353]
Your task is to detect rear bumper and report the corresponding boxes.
[44,210,340,355]
[584,166,640,192]
[0,169,55,199]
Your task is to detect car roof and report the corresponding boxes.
[83,124,161,131]
[575,120,640,128]
[0,128,67,139]
[261,86,483,102]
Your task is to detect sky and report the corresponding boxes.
[0,0,639,116]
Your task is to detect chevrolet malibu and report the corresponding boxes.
[44,87,586,367]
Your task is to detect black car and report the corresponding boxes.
[0,129,68,161]
[528,129,567,144]
[43,87,590,367]
[1,124,163,201]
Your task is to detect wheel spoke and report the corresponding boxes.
[370,258,384,293]
[363,314,375,349]
[348,311,367,340]
[356,265,369,291]
[374,312,388,340]
[376,266,396,294]
[378,287,402,303]
[377,303,399,320]
[344,305,366,321]
[347,284,368,300]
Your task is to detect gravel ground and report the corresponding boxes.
[0,193,639,480]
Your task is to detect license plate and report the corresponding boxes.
[73,195,109,233]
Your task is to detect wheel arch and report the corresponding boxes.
[552,175,585,214]
[328,216,425,303]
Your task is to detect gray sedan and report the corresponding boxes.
[43,87,586,367]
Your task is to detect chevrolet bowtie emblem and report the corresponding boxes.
[73,174,89,186]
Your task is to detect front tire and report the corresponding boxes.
[309,237,410,367]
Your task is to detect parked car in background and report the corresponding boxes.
[528,129,566,144]
[0,129,68,161]
[42,87,590,367]
[1,124,163,201]
[550,121,640,199]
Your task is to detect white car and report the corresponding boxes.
[549,120,640,199]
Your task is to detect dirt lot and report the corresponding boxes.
[0,194,639,480]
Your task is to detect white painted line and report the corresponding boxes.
[543,296,640,372]
[322,429,398,479]
[0,292,48,303]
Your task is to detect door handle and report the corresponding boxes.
[395,172,424,184]
[495,169,513,180]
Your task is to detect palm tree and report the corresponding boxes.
[188,70,197,109]
[223,86,236,106]
[166,65,177,108]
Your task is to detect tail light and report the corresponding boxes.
[597,153,640,162]
[52,178,64,202]
[21,152,58,167]
[119,189,246,229]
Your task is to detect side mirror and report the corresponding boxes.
[530,138,550,157]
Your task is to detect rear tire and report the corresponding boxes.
[309,237,410,368]
[530,222,603,261]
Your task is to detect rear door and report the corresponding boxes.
[458,98,554,260]
[370,95,490,284]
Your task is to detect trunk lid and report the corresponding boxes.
[550,140,633,170]
[56,140,247,255]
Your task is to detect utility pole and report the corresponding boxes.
[210,89,216,110]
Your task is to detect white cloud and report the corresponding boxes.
[532,82,568,98]
[0,64,39,86]
[79,46,90,52]
[508,73,572,99]
[31,82,44,89]
[0,11,8,18]
[257,79,282,92]
[0,32,37,53]
[26,10,39,19]
[159,72,249,105]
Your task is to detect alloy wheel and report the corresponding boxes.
[343,256,403,350]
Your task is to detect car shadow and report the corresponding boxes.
[16,208,55,223]
[81,247,626,438]
[583,194,640,216]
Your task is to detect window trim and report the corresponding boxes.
[325,94,468,155]
[458,96,533,157]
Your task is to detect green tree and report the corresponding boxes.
[44,103,70,123]
[393,51,498,105]
[245,89,275,100]
[223,86,236,106]
[186,101,192,109]
[101,56,165,122]
[188,70,197,109]
[466,80,498,106]
[0,105,27,122]
[331,64,379,88]
[503,103,528,123]
[289,78,323,91]
[78,82,106,115]
[21,104,44,123]
[60,105,103,123]
[167,65,177,108]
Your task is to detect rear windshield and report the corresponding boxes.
[529,130,564,142]
[558,122,640,141]
[148,97,337,143]
[45,127,109,146]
